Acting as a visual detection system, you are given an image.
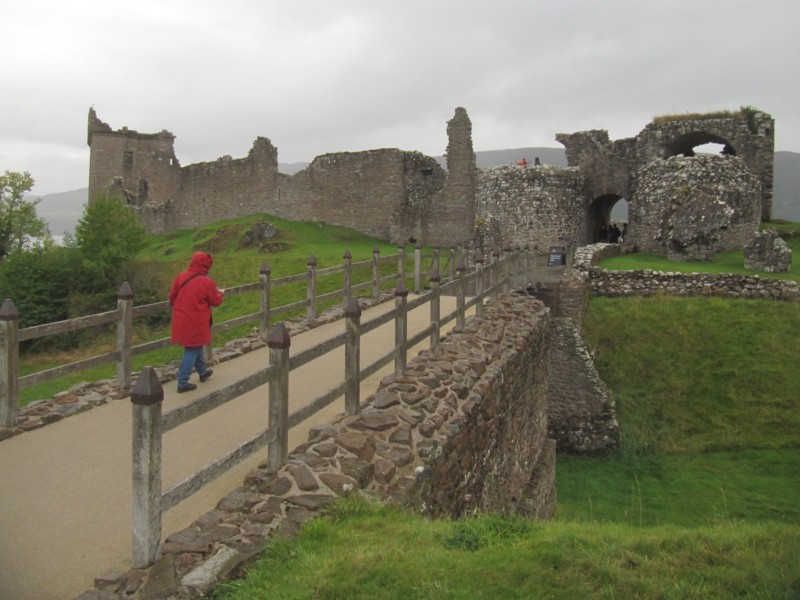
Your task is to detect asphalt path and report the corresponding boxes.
[0,295,465,600]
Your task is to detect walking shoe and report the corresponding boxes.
[177,383,197,393]
[199,369,213,383]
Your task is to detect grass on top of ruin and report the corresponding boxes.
[210,294,800,599]
[597,221,800,283]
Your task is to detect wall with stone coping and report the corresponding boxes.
[76,294,556,599]
[573,243,800,301]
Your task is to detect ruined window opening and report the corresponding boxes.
[668,133,736,158]
[124,151,134,168]
[421,168,433,176]
[139,179,149,201]
[693,142,730,156]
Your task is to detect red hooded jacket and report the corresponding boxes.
[169,252,224,347]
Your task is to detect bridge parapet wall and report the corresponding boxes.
[81,294,556,598]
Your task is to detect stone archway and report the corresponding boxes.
[588,194,627,243]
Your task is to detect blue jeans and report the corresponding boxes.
[178,346,207,387]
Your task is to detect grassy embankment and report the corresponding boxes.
[209,223,800,600]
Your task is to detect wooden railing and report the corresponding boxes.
[128,244,542,567]
[0,243,545,429]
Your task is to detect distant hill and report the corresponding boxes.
[773,151,800,222]
[31,149,800,234]
[35,188,87,237]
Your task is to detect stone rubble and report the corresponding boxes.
[744,228,793,272]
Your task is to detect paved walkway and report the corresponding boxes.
[0,296,465,600]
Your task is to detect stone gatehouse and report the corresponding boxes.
[88,106,774,256]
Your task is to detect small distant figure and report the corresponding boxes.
[609,223,621,243]
[515,158,528,166]
[620,222,628,243]
[534,157,541,165]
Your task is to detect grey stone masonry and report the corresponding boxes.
[744,228,792,273]
[574,244,799,302]
[476,165,586,251]
[633,154,761,256]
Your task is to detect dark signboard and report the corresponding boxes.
[548,246,566,267]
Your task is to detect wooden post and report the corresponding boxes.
[306,256,317,324]
[0,299,19,428]
[430,269,441,347]
[267,323,290,471]
[456,255,466,329]
[344,298,361,415]
[414,242,422,294]
[131,366,164,568]
[372,245,380,299]
[474,251,484,318]
[343,249,352,305]
[432,246,440,279]
[116,282,133,393]
[449,246,456,282]
[394,281,408,376]
[260,262,271,340]
[397,244,405,284]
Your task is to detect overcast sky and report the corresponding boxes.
[2,0,798,195]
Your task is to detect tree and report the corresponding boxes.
[0,170,52,259]
[71,195,146,293]
[0,245,79,331]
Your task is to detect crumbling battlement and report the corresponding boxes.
[88,107,775,259]
[87,107,475,248]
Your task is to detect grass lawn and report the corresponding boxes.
[211,294,800,599]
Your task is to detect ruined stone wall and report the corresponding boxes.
[558,110,775,226]
[424,107,476,247]
[635,112,775,221]
[574,243,800,301]
[554,130,637,201]
[88,108,181,207]
[87,108,471,246]
[274,150,447,243]
[138,138,279,234]
[548,316,620,454]
[476,165,588,250]
[631,154,762,254]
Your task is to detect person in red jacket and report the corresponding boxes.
[168,252,225,392]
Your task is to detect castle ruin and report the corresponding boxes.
[88,106,774,256]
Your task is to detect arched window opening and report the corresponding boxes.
[666,132,736,158]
